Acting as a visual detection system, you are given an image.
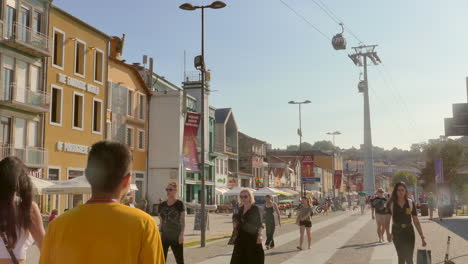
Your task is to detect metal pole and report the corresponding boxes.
[363,55,375,195]
[298,104,304,196]
[200,6,206,248]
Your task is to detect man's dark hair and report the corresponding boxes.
[85,141,132,193]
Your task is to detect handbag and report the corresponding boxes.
[417,249,432,264]
[1,232,19,264]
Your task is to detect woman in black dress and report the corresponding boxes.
[386,182,427,264]
[263,194,281,250]
[230,189,264,264]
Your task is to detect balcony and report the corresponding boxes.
[1,21,51,57]
[0,83,50,113]
[0,146,48,168]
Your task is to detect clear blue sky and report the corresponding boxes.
[54,0,468,150]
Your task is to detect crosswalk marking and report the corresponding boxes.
[197,211,361,264]
[281,213,371,264]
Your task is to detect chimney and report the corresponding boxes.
[110,34,125,60]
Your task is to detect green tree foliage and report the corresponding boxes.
[392,170,417,187]
[311,140,337,152]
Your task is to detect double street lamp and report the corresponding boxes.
[288,100,311,196]
[180,1,226,248]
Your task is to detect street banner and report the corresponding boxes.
[183,112,201,172]
[301,177,321,183]
[434,158,444,184]
[302,155,314,178]
[334,170,343,189]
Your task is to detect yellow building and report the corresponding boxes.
[44,6,110,212]
[107,36,150,203]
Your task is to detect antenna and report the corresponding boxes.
[143,55,148,67]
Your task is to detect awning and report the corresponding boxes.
[215,187,229,195]
[223,187,256,196]
[29,176,54,195]
[254,187,292,197]
[43,176,139,194]
[276,188,300,196]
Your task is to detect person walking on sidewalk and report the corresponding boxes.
[0,157,45,264]
[371,188,391,243]
[231,189,264,264]
[358,194,367,215]
[159,182,186,264]
[386,182,427,264]
[427,192,435,220]
[296,197,313,250]
[40,141,165,264]
[263,195,281,250]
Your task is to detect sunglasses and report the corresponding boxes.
[240,195,249,199]
[166,188,174,192]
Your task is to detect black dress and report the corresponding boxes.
[391,200,417,264]
[230,204,265,264]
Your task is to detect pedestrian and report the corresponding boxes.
[40,141,165,264]
[296,197,313,250]
[371,188,391,243]
[126,196,136,208]
[158,181,186,264]
[230,189,264,264]
[48,209,58,222]
[358,194,367,215]
[427,192,435,220]
[263,195,281,250]
[231,197,239,215]
[0,157,45,264]
[386,182,427,264]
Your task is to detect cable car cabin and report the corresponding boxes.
[332,33,347,50]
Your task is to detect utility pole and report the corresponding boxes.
[348,45,381,195]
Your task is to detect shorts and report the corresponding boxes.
[375,213,387,223]
[299,220,312,228]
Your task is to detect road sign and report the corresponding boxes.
[302,177,321,183]
[445,118,468,136]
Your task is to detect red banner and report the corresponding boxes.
[334,170,343,189]
[183,112,201,172]
[302,155,314,178]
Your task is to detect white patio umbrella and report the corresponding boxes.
[215,187,229,195]
[254,187,291,197]
[43,176,138,194]
[275,188,300,196]
[29,176,54,195]
[223,187,256,196]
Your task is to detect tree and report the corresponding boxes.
[392,170,417,187]
[311,140,337,152]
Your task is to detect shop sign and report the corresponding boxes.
[58,73,100,94]
[183,112,201,172]
[28,169,42,178]
[302,155,314,178]
[57,141,89,155]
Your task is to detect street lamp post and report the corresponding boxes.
[289,100,311,196]
[180,1,226,248]
[327,131,341,198]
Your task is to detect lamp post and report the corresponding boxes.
[289,100,311,196]
[180,1,226,248]
[327,131,341,197]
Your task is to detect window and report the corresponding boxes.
[224,160,228,174]
[0,117,11,145]
[74,40,85,76]
[137,129,145,150]
[72,92,84,130]
[92,99,102,133]
[48,168,60,181]
[126,126,134,148]
[94,49,103,83]
[30,66,41,92]
[50,86,62,125]
[216,159,220,174]
[127,90,134,116]
[27,121,38,147]
[53,29,64,68]
[15,118,26,148]
[19,7,30,42]
[2,55,14,101]
[134,172,144,202]
[5,4,16,39]
[137,93,145,120]
[33,11,42,33]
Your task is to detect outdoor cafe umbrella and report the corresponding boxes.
[254,187,292,197]
[223,187,256,196]
[29,176,54,195]
[43,176,138,195]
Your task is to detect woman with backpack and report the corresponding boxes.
[386,182,427,264]
[371,188,390,243]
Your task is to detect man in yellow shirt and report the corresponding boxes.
[40,141,165,264]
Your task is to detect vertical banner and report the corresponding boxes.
[334,170,343,189]
[183,112,201,172]
[302,155,314,178]
[434,158,444,184]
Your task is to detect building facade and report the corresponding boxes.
[107,36,150,204]
[44,6,109,212]
[238,132,267,188]
[214,108,239,188]
[0,0,51,184]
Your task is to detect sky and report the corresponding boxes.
[54,0,468,150]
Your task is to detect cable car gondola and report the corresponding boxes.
[332,23,347,50]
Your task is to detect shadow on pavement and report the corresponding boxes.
[435,254,468,264]
[339,242,390,250]
[265,249,298,256]
[432,218,468,241]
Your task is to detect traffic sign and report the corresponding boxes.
[302,177,321,183]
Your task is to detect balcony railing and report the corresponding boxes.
[0,83,49,113]
[1,21,50,57]
[0,145,48,168]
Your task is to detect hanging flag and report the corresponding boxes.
[434,158,444,184]
[183,112,201,172]
[334,170,343,189]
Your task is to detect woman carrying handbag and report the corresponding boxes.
[263,195,281,250]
